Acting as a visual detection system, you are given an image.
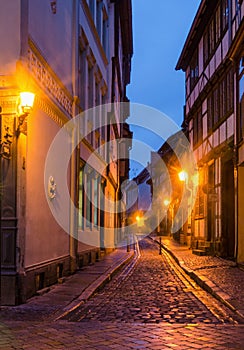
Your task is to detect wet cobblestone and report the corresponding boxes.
[160,237,244,316]
[0,237,244,349]
[64,238,239,324]
[0,320,244,349]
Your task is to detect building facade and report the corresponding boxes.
[148,130,195,245]
[151,132,184,240]
[176,0,243,261]
[0,0,132,305]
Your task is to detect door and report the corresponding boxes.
[221,159,235,258]
[207,163,215,242]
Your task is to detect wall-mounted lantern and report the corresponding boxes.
[178,170,188,182]
[0,91,35,158]
[17,91,35,133]
[18,92,35,115]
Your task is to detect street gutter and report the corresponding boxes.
[150,236,244,321]
[56,242,139,320]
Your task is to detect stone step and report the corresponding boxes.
[192,249,207,256]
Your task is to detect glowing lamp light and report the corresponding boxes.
[136,215,144,228]
[192,172,199,187]
[178,170,188,182]
[163,199,170,206]
[18,92,35,115]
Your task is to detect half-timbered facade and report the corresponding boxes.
[176,0,243,261]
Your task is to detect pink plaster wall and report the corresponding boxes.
[0,1,21,74]
[29,0,73,92]
[25,109,70,267]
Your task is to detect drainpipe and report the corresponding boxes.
[69,0,79,273]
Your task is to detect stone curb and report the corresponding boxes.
[56,249,135,320]
[152,237,244,320]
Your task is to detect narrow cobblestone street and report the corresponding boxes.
[0,238,244,349]
[64,238,241,325]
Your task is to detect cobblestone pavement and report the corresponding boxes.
[64,238,242,325]
[0,238,244,349]
[1,320,244,349]
[0,247,134,324]
[159,237,244,316]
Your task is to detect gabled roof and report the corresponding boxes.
[176,0,217,71]
[134,166,151,184]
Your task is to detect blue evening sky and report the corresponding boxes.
[127,0,201,177]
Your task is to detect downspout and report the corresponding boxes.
[70,0,79,273]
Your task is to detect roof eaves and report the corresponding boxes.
[175,0,207,71]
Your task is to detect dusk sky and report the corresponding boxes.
[127,0,201,177]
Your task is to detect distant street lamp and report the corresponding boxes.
[178,169,199,247]
[178,170,188,182]
[136,215,140,223]
[177,170,189,244]
[163,199,170,206]
[163,199,170,234]
[136,214,144,230]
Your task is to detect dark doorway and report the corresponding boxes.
[221,159,235,258]
[207,163,215,242]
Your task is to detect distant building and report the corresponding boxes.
[130,130,192,240]
[0,0,132,305]
[134,167,152,213]
[176,0,244,261]
[149,131,191,242]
